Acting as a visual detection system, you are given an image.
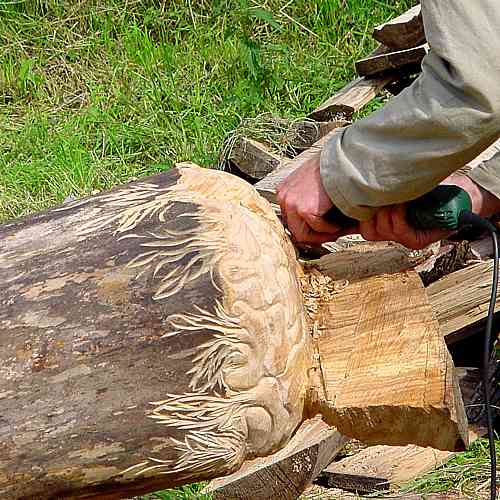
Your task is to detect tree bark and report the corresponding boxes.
[0,164,468,500]
[0,164,312,499]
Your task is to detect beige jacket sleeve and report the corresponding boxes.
[320,0,500,221]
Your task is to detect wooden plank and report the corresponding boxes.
[228,121,347,181]
[373,5,425,50]
[203,417,348,500]
[426,260,499,338]
[255,129,339,204]
[308,75,394,122]
[356,44,428,77]
[310,271,468,451]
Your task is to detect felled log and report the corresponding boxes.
[373,5,425,50]
[204,417,348,500]
[0,164,314,499]
[355,44,428,77]
[1,164,467,499]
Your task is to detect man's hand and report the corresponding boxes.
[358,205,450,250]
[276,153,342,246]
[357,174,500,250]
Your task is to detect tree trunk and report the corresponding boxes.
[0,163,467,500]
[0,164,312,499]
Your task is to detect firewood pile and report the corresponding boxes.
[207,4,500,499]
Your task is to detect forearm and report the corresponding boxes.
[321,0,500,221]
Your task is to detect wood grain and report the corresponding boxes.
[373,5,425,50]
[311,271,468,451]
[426,260,500,338]
[319,368,483,494]
[204,417,347,500]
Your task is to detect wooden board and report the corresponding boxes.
[227,122,347,181]
[320,445,451,493]
[204,417,348,500]
[308,76,394,122]
[356,44,428,77]
[373,5,425,50]
[311,271,468,451]
[255,129,339,204]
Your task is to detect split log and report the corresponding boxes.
[204,417,348,500]
[308,76,394,122]
[373,5,425,50]
[0,164,468,499]
[355,44,428,77]
[318,368,484,495]
[307,270,468,451]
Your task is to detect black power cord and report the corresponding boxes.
[460,212,498,500]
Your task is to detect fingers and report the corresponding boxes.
[285,210,340,246]
[360,204,452,250]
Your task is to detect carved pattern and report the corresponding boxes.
[61,166,311,480]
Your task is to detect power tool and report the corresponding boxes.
[326,184,498,500]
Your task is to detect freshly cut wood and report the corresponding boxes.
[318,368,483,494]
[0,164,314,499]
[204,417,348,500]
[308,75,394,121]
[426,260,500,338]
[228,137,283,180]
[306,241,435,282]
[309,271,468,451]
[373,5,425,50]
[356,44,428,77]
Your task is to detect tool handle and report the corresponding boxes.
[323,185,473,231]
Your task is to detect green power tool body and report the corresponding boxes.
[324,184,473,231]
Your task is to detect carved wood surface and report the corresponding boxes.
[373,5,424,50]
[355,44,428,77]
[0,164,312,499]
[310,271,468,451]
[204,417,347,500]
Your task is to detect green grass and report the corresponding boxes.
[400,437,500,499]
[0,0,414,222]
